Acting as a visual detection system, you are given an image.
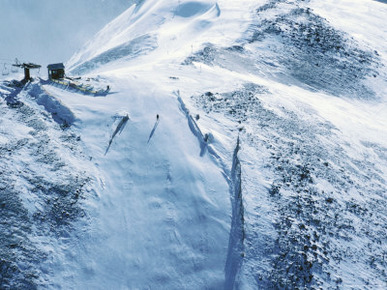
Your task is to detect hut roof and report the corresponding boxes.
[47,63,65,70]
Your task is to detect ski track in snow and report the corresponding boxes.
[1,0,387,288]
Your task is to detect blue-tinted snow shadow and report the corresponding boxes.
[175,2,212,18]
[30,83,76,126]
[1,80,30,108]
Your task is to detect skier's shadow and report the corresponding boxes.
[147,118,160,144]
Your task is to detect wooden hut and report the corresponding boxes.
[47,63,65,80]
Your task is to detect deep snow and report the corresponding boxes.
[1,0,386,289]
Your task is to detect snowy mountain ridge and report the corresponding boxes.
[1,0,386,289]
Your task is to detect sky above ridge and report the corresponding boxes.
[0,0,132,69]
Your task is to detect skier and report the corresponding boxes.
[147,115,160,144]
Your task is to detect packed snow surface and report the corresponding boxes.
[1,0,386,289]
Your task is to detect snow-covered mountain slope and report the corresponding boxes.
[40,80,232,289]
[0,81,93,288]
[1,0,386,289]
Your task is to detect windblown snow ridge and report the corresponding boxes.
[70,34,158,75]
[178,92,246,288]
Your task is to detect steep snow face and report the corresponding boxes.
[1,0,386,289]
[67,0,251,74]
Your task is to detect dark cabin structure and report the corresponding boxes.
[47,63,65,80]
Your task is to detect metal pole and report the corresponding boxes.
[24,67,30,80]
